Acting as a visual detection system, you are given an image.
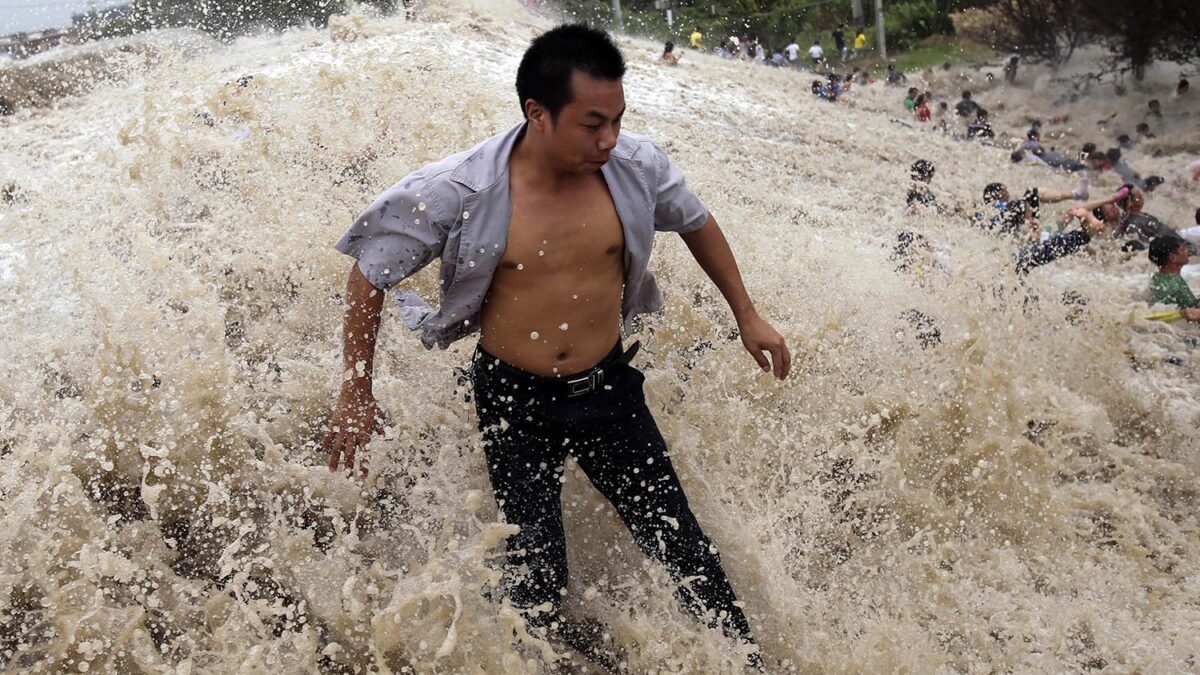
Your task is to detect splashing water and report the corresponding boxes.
[2,2,1199,673]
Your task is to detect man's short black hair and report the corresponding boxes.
[516,24,626,120]
[983,182,1007,203]
[1027,128,1040,140]
[1148,236,1184,267]
[1082,142,1096,154]
[962,90,972,99]
[1106,147,1121,162]
[1195,206,1199,225]
[1011,150,1025,163]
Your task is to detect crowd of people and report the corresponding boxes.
[673,23,870,70]
[902,130,1198,336]
[663,31,1199,339]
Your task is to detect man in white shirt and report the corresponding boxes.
[808,41,824,66]
[785,38,800,69]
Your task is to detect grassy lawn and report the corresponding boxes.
[845,36,1001,73]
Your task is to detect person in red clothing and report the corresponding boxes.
[914,93,931,122]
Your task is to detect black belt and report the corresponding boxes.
[473,340,641,399]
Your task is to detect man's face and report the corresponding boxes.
[529,70,625,175]
[1171,243,1190,266]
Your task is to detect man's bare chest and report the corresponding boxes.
[501,182,625,272]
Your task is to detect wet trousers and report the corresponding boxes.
[471,342,753,642]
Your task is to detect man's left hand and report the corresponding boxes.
[738,312,791,380]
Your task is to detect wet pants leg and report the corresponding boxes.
[473,355,753,644]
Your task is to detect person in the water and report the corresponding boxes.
[1147,237,1200,319]
[325,23,787,669]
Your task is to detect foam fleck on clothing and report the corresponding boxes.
[1149,273,1198,309]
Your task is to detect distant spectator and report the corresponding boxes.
[1022,129,1043,153]
[1107,147,1144,187]
[853,29,867,57]
[808,41,824,65]
[1136,122,1156,140]
[1003,56,1019,84]
[914,93,931,122]
[955,90,978,118]
[1146,99,1163,119]
[966,109,994,140]
[690,26,703,49]
[770,49,785,67]
[907,159,938,209]
[661,41,681,65]
[934,101,950,133]
[785,38,800,68]
[832,24,847,60]
[1117,133,1135,150]
[1170,78,1189,101]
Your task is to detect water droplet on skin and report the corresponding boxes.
[468,261,475,267]
[572,294,579,299]
[559,323,569,331]
[417,202,426,211]
[463,211,470,219]
[538,250,545,256]
[516,263,524,270]
[530,331,539,340]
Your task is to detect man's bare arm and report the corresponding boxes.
[680,214,791,379]
[324,263,386,476]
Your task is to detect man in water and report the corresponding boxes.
[1147,237,1200,319]
[325,24,787,668]
[955,90,978,119]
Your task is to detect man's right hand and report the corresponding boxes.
[324,386,385,477]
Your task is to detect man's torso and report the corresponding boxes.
[479,170,626,376]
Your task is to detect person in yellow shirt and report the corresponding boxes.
[690,26,703,49]
[853,28,867,58]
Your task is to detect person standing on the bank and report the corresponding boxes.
[832,23,847,61]
[324,23,788,668]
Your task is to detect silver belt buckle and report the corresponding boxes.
[566,369,604,398]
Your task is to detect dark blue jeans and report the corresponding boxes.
[471,343,754,643]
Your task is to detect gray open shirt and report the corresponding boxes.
[334,123,710,349]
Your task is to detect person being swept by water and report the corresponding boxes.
[1147,236,1200,320]
[324,24,788,670]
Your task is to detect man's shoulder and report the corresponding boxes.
[613,131,669,165]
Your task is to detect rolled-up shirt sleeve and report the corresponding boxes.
[333,172,452,290]
[650,142,709,234]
